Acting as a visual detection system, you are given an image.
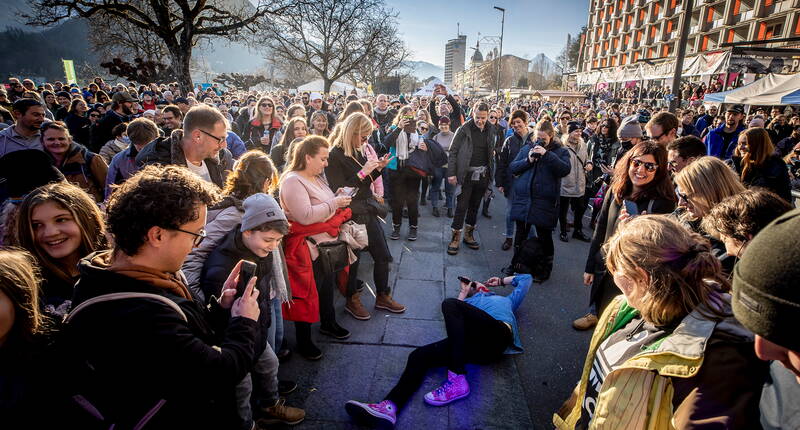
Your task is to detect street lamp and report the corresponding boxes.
[494,6,505,101]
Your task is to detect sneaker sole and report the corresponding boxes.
[390,236,400,240]
[319,328,351,340]
[423,389,470,406]
[447,249,459,255]
[257,416,305,426]
[345,401,396,428]
[375,304,406,313]
[299,351,323,360]
[407,236,417,241]
[345,306,372,321]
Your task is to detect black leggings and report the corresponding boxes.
[385,298,511,409]
[558,196,586,233]
[513,221,554,257]
[295,258,337,345]
[391,170,421,227]
[346,215,392,296]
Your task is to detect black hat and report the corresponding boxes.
[174,97,190,105]
[567,121,583,134]
[55,91,71,99]
[0,150,65,198]
[726,104,745,114]
[733,209,800,352]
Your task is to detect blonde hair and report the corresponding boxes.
[0,248,48,341]
[674,156,746,219]
[337,100,365,123]
[605,215,730,326]
[250,96,277,124]
[331,112,374,159]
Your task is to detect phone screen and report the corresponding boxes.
[236,261,257,298]
[623,200,639,216]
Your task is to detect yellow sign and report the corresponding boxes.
[62,59,77,85]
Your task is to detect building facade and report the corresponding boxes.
[578,0,800,73]
[444,35,468,86]
[453,53,531,95]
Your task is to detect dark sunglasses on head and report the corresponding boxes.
[631,158,658,172]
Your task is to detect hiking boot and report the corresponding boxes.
[297,341,323,361]
[390,224,401,240]
[258,398,305,426]
[447,207,454,218]
[432,207,440,217]
[423,370,470,406]
[345,293,371,320]
[559,232,569,242]
[501,237,513,251]
[572,313,599,330]
[320,321,351,339]
[375,293,406,313]
[279,380,297,395]
[463,225,479,250]
[447,229,461,255]
[408,226,418,241]
[572,230,591,242]
[345,400,397,428]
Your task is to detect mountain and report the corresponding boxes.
[403,61,444,81]
[0,0,32,30]
[529,53,560,77]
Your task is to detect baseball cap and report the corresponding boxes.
[727,104,745,114]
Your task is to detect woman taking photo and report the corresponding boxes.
[41,121,108,203]
[508,119,571,283]
[326,113,404,321]
[64,98,92,147]
[279,136,353,360]
[729,127,791,202]
[270,117,308,171]
[15,182,107,315]
[573,141,675,331]
[310,111,330,137]
[243,96,283,153]
[384,106,428,241]
[554,215,766,429]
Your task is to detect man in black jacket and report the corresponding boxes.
[137,104,233,188]
[60,165,261,429]
[90,91,136,153]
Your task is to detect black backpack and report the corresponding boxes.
[510,237,547,278]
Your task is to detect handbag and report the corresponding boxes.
[510,236,547,278]
[306,237,349,273]
[426,138,448,167]
[406,148,433,177]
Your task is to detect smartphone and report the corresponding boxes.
[623,200,639,217]
[457,276,472,285]
[236,260,257,298]
[337,186,356,197]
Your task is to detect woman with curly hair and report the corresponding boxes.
[15,182,107,316]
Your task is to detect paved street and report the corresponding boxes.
[279,194,594,429]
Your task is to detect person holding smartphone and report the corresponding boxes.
[345,273,533,428]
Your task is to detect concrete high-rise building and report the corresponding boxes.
[577,0,800,74]
[444,35,468,85]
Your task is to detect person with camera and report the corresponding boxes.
[344,273,533,428]
[507,119,571,282]
[428,84,463,131]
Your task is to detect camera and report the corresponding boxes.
[529,139,544,161]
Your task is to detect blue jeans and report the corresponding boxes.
[235,345,280,429]
[267,297,283,352]
[430,167,455,209]
[505,208,515,238]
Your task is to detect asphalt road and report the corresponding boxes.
[277,193,594,429]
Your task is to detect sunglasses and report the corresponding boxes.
[419,127,429,131]
[89,113,100,118]
[561,117,571,121]
[489,116,497,120]
[675,187,692,205]
[631,158,658,172]
[260,103,273,108]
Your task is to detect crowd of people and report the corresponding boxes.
[0,74,798,430]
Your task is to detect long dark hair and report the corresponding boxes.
[601,118,618,140]
[610,141,675,205]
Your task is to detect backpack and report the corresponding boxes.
[510,237,547,278]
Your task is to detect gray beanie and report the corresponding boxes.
[617,115,643,140]
[241,193,287,232]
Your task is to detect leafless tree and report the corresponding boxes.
[265,0,402,93]
[346,22,411,88]
[24,0,298,94]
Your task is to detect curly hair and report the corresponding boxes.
[700,188,793,243]
[106,165,219,256]
[222,150,278,198]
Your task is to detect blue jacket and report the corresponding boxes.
[495,131,532,196]
[464,274,532,354]
[509,140,571,229]
[704,123,745,160]
[226,131,246,159]
[695,113,714,134]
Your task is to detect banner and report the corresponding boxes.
[62,59,77,85]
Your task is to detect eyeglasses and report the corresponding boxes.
[630,158,658,172]
[89,113,100,118]
[260,103,273,108]
[199,129,226,145]
[675,187,692,206]
[174,228,207,246]
[419,127,429,132]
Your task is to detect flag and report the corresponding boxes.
[62,59,77,85]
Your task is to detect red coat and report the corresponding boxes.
[282,208,351,322]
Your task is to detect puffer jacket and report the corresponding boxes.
[560,138,588,198]
[135,129,233,188]
[554,296,767,430]
[508,138,571,229]
[52,142,108,202]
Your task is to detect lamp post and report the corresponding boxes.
[494,6,505,101]
[669,0,694,113]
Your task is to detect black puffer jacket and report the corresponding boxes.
[58,250,259,429]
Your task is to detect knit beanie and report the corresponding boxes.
[617,115,643,140]
[732,208,800,352]
[0,150,65,198]
[240,193,287,232]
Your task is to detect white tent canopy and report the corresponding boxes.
[413,78,457,97]
[297,79,366,96]
[703,73,800,105]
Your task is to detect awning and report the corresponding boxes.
[703,73,800,105]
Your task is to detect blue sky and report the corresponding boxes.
[386,0,589,65]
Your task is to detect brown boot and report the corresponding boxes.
[258,398,305,426]
[448,229,462,255]
[345,293,371,320]
[572,313,598,331]
[375,293,406,313]
[463,225,480,249]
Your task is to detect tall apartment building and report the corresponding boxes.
[444,35,468,85]
[577,0,800,73]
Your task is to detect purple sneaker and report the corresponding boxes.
[423,370,470,406]
[345,399,396,428]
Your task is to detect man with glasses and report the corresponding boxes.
[645,112,679,146]
[0,99,46,157]
[137,105,232,188]
[557,112,572,135]
[666,135,706,175]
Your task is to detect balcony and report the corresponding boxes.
[741,9,754,20]
[674,4,682,13]
[712,18,724,28]
[689,24,699,33]
[774,0,793,13]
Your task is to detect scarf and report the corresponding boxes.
[374,106,389,116]
[97,252,194,301]
[396,131,420,161]
[270,248,290,303]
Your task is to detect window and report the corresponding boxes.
[766,22,784,39]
